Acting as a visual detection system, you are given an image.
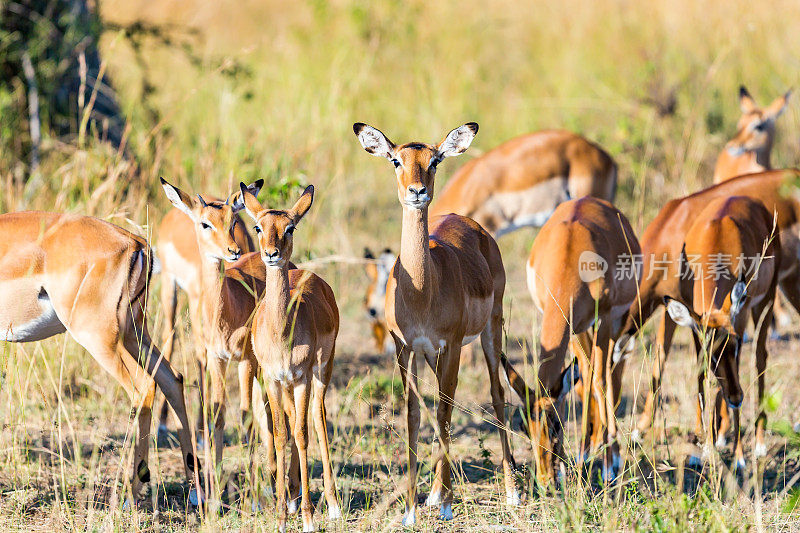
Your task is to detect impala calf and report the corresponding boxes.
[664,196,779,468]
[240,184,340,533]
[0,212,200,502]
[504,197,640,484]
[431,129,617,237]
[155,193,256,438]
[354,121,520,525]
[713,86,790,184]
[615,169,800,440]
[159,178,283,499]
[363,248,396,354]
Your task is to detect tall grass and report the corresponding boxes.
[3,0,800,530]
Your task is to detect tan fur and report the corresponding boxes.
[363,248,395,353]
[509,198,640,485]
[0,211,200,499]
[667,196,779,466]
[354,122,520,522]
[430,129,617,236]
[616,169,800,438]
[712,86,790,184]
[241,185,340,532]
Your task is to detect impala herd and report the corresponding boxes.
[1,86,798,528]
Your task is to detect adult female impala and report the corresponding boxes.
[240,184,340,533]
[353,121,519,525]
[155,193,256,438]
[712,86,790,184]
[0,212,200,501]
[159,178,281,497]
[664,196,779,468]
[503,197,640,484]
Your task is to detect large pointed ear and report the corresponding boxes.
[353,123,396,160]
[437,122,478,159]
[160,177,197,220]
[289,185,314,224]
[731,270,748,319]
[230,179,264,213]
[765,89,791,119]
[739,85,757,114]
[664,296,697,329]
[556,359,580,403]
[238,182,263,221]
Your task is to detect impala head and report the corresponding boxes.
[160,177,263,262]
[353,122,478,210]
[725,86,790,157]
[240,183,314,268]
[364,248,395,320]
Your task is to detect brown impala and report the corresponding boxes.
[664,196,779,468]
[0,212,200,503]
[354,121,521,524]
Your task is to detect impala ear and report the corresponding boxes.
[230,179,264,213]
[290,185,314,224]
[238,182,263,220]
[739,85,757,114]
[731,271,748,319]
[765,89,791,119]
[664,296,696,329]
[556,360,580,403]
[437,122,479,159]
[353,123,396,160]
[160,177,198,221]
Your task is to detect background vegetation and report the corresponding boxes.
[2,0,800,530]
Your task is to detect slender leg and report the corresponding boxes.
[266,381,288,533]
[293,379,314,532]
[156,274,178,435]
[207,356,228,496]
[312,355,340,518]
[752,299,774,458]
[397,341,420,526]
[253,376,277,490]
[636,311,677,437]
[238,355,257,444]
[435,344,460,520]
[188,298,207,435]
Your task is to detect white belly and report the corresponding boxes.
[2,290,66,342]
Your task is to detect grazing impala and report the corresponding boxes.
[614,169,800,441]
[664,196,779,468]
[0,212,200,501]
[354,121,519,525]
[363,248,396,353]
[430,129,617,237]
[503,197,640,484]
[154,192,256,437]
[159,178,280,496]
[712,86,791,184]
[240,184,340,533]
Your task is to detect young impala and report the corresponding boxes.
[154,192,256,438]
[614,169,800,441]
[502,197,640,484]
[159,178,282,498]
[354,121,520,525]
[664,196,779,468]
[712,86,790,184]
[240,184,340,533]
[363,248,396,353]
[0,212,200,502]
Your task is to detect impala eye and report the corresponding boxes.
[754,122,766,132]
[254,226,262,234]
[392,159,401,168]
[200,222,212,230]
[285,225,295,236]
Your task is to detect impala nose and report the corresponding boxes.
[228,247,241,260]
[408,185,427,197]
[265,249,280,263]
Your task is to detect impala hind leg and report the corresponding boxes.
[635,312,676,439]
[156,274,178,436]
[312,353,340,518]
[752,299,774,459]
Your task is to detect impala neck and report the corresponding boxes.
[199,253,227,325]
[399,206,434,307]
[263,263,292,335]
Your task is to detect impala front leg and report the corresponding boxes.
[397,343,420,526]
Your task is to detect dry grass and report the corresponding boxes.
[3,0,800,530]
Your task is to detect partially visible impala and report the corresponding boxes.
[363,248,396,353]
[664,196,779,468]
[502,197,640,484]
[241,184,341,533]
[159,178,281,498]
[354,121,520,524]
[615,169,800,440]
[712,86,790,184]
[0,212,200,502]
[155,192,255,437]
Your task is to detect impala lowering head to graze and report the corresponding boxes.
[712,86,790,184]
[663,196,779,468]
[502,197,640,485]
[430,129,617,238]
[614,169,800,441]
[154,192,255,439]
[363,247,396,353]
[159,177,285,500]
[240,184,340,533]
[354,121,525,525]
[0,212,201,503]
